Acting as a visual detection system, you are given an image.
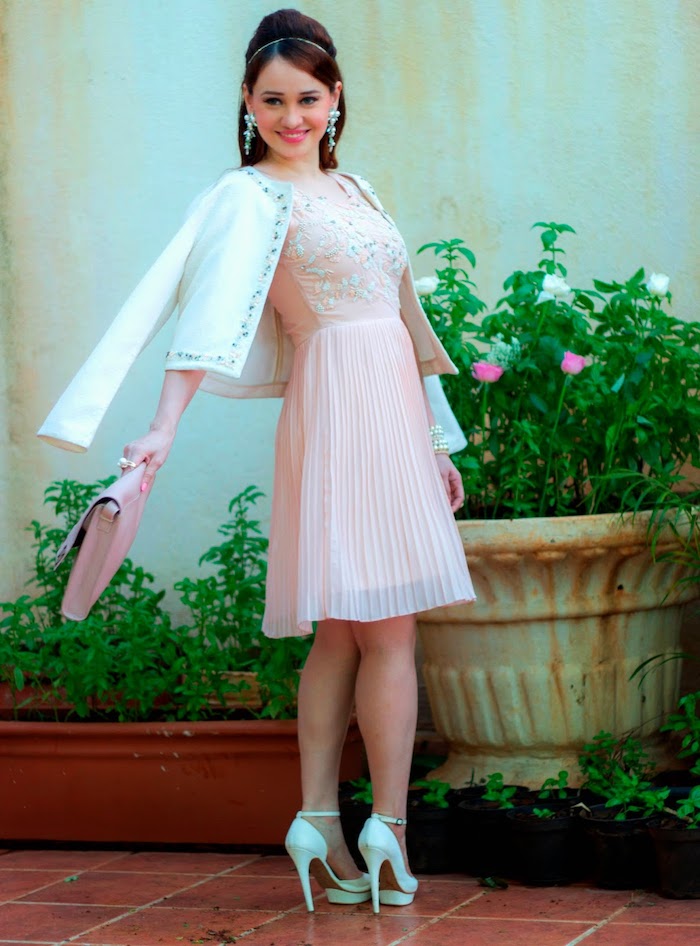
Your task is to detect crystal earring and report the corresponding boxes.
[244,113,257,155]
[326,108,341,152]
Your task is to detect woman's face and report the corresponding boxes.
[244,57,341,166]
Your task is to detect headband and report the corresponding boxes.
[248,36,333,64]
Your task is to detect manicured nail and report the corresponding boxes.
[141,482,148,492]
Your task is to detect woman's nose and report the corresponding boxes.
[281,107,302,127]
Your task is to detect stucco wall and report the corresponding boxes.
[2,0,699,607]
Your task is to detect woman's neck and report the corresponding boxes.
[254,154,328,184]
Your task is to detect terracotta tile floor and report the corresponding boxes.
[0,849,697,946]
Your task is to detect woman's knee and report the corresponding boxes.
[351,615,416,657]
[312,618,360,657]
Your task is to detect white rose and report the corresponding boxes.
[646,272,670,297]
[414,276,439,296]
[541,273,571,297]
[536,290,556,305]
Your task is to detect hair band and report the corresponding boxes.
[248,37,332,64]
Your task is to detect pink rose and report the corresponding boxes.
[560,351,586,375]
[471,361,504,383]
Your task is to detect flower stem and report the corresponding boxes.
[480,383,488,514]
[538,375,569,517]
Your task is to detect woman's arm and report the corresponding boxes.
[421,380,464,513]
[122,368,204,490]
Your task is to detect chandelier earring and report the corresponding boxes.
[326,107,341,152]
[244,112,257,155]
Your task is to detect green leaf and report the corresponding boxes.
[528,393,549,414]
[611,374,625,394]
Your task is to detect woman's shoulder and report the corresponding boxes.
[333,170,384,208]
[187,166,291,214]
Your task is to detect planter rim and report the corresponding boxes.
[649,824,700,840]
[0,718,301,736]
[456,508,692,554]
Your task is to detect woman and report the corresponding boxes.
[38,8,475,914]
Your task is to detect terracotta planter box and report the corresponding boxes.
[0,718,364,846]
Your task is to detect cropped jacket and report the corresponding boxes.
[37,167,465,453]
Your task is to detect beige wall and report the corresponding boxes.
[2,0,699,606]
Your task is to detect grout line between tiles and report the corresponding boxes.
[0,941,57,945]
[56,857,266,944]
[563,900,637,946]
[383,888,488,946]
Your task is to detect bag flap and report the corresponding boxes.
[54,463,147,568]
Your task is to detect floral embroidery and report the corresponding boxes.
[282,188,408,313]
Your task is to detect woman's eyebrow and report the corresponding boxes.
[260,89,321,95]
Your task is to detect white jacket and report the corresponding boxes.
[37,167,467,453]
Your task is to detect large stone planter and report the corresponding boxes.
[418,512,698,787]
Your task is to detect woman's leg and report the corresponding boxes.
[296,617,362,878]
[351,614,417,870]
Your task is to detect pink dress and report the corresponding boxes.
[262,176,475,637]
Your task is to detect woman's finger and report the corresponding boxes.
[450,466,465,510]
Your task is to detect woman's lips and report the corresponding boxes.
[278,130,309,143]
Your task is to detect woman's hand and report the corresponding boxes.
[435,453,465,513]
[121,369,205,491]
[122,425,175,492]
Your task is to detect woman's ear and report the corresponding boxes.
[242,84,253,112]
[332,81,342,108]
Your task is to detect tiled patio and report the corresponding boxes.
[0,848,697,946]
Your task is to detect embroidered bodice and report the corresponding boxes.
[267,177,409,346]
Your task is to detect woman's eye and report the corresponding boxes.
[301,97,319,105]
[263,97,281,106]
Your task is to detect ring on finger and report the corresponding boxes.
[118,457,137,470]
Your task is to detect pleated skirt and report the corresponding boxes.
[262,318,475,637]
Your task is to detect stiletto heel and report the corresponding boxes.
[357,812,419,914]
[284,810,371,912]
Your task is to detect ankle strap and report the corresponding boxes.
[296,810,340,817]
[371,811,407,826]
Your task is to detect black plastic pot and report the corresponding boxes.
[507,803,586,885]
[455,788,535,878]
[649,819,700,899]
[406,804,453,874]
[581,805,657,889]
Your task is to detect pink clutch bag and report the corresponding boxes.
[55,463,154,620]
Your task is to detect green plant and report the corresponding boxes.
[348,776,373,805]
[538,770,570,800]
[578,730,669,819]
[174,485,310,718]
[481,772,518,809]
[531,807,557,819]
[0,480,309,721]
[665,785,700,829]
[661,691,700,777]
[411,778,452,809]
[417,227,700,519]
[0,478,201,722]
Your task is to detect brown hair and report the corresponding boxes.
[238,9,345,170]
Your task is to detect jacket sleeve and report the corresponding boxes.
[35,184,224,452]
[423,374,468,454]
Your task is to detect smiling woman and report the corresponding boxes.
[37,6,475,918]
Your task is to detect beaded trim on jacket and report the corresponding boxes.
[166,169,291,374]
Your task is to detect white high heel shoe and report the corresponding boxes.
[284,810,371,912]
[357,812,419,913]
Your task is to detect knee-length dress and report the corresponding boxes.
[262,176,475,637]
